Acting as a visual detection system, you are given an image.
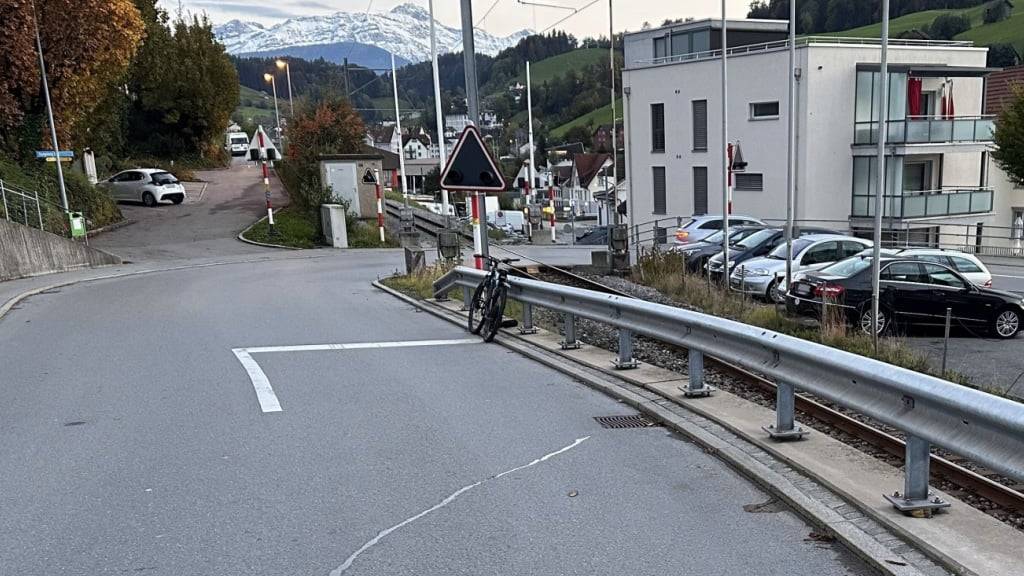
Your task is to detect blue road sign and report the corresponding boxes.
[35,150,74,159]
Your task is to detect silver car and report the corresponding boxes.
[729,234,873,301]
[99,169,186,207]
[672,214,765,245]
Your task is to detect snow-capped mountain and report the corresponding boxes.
[214,3,532,64]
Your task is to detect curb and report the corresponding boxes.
[372,280,933,576]
[86,218,136,238]
[236,213,304,251]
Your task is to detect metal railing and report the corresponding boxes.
[434,266,1024,514]
[851,187,994,219]
[0,179,73,237]
[853,116,995,145]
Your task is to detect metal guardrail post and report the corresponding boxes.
[682,348,713,397]
[1,179,7,219]
[34,190,43,230]
[763,381,808,440]
[519,302,538,335]
[561,313,580,350]
[22,191,29,225]
[460,286,472,311]
[613,328,638,369]
[884,435,950,516]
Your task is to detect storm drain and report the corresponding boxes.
[593,414,660,429]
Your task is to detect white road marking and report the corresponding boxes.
[992,274,1024,280]
[231,349,282,413]
[328,436,590,576]
[240,338,481,354]
[231,338,481,412]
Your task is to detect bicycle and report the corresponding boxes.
[468,255,519,342]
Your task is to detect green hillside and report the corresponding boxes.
[234,84,275,125]
[550,103,613,140]
[521,48,606,86]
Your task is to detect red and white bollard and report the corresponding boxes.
[257,130,275,234]
[472,192,483,269]
[548,186,556,242]
[375,168,384,244]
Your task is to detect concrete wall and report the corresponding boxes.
[0,219,121,282]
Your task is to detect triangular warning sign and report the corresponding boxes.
[362,168,377,184]
[440,125,506,191]
[248,125,279,161]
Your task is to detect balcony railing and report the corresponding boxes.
[851,187,994,219]
[854,116,995,145]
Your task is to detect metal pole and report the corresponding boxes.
[561,313,580,349]
[270,76,281,146]
[526,61,536,204]
[609,0,619,225]
[257,128,276,236]
[871,0,891,352]
[459,0,480,125]
[285,62,294,117]
[682,348,713,397]
[624,87,635,235]
[785,0,797,289]
[1,180,7,219]
[33,8,68,212]
[428,0,450,220]
[614,328,637,369]
[942,307,951,374]
[472,192,483,269]
[343,57,351,97]
[720,2,730,278]
[391,53,409,205]
[519,302,538,334]
[763,380,806,439]
[35,190,43,229]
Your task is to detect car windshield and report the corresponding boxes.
[151,171,178,185]
[679,218,695,229]
[231,135,247,144]
[767,238,813,259]
[818,256,871,277]
[735,228,778,249]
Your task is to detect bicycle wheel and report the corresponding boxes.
[468,280,492,334]
[481,284,508,343]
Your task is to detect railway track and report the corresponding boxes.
[510,256,1024,518]
[383,199,473,241]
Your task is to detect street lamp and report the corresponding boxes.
[264,72,282,148]
[275,59,294,117]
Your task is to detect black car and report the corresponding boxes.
[674,226,765,272]
[786,257,1024,339]
[706,226,840,280]
[575,226,608,245]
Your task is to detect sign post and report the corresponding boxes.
[439,126,507,269]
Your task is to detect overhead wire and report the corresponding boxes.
[540,0,602,33]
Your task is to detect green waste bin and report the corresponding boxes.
[69,212,86,238]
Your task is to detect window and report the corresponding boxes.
[801,241,839,265]
[652,166,666,214]
[750,101,780,119]
[881,262,925,283]
[734,173,763,191]
[671,32,690,56]
[691,30,710,52]
[921,263,965,289]
[692,100,708,151]
[651,104,665,152]
[949,256,983,274]
[692,167,708,214]
[653,36,668,59]
[700,220,722,230]
[840,241,867,258]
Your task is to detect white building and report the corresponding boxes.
[402,134,433,160]
[622,19,998,247]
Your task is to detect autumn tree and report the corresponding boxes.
[0,0,142,154]
[993,87,1024,187]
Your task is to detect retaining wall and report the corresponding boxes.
[0,218,121,281]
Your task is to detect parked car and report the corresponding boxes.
[786,257,1023,339]
[99,169,186,207]
[728,234,873,301]
[673,225,765,272]
[575,226,609,245]
[706,226,842,281]
[226,131,249,156]
[671,214,765,246]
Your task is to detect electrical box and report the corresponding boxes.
[320,204,348,248]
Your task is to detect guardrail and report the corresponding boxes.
[434,266,1024,515]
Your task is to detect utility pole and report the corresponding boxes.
[871,0,891,350]
[343,57,351,98]
[276,59,294,117]
[785,0,797,289]
[428,0,450,220]
[265,73,282,148]
[391,53,409,205]
[460,0,480,125]
[609,0,619,225]
[526,61,536,204]
[720,2,730,274]
[32,7,68,212]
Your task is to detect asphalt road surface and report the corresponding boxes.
[1,171,875,576]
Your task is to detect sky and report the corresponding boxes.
[159,0,753,38]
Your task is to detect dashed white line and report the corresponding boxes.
[328,436,591,575]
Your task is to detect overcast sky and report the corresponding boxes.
[160,0,753,38]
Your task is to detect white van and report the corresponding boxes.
[226,132,249,156]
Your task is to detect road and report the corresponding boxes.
[0,164,874,574]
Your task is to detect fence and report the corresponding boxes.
[0,179,70,237]
[434,267,1024,514]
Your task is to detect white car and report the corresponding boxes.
[99,169,186,207]
[672,214,765,245]
[729,234,873,301]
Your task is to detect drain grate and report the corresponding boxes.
[593,414,660,429]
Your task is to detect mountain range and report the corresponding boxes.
[214,3,532,69]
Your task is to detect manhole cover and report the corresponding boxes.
[593,414,659,429]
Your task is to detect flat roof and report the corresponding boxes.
[626,18,789,38]
[856,63,998,77]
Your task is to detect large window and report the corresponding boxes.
[854,70,908,144]
[651,103,665,152]
[749,101,780,119]
[653,36,667,59]
[693,166,708,214]
[653,166,667,214]
[734,173,764,191]
[692,100,708,151]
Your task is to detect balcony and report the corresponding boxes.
[851,187,994,220]
[854,116,995,146]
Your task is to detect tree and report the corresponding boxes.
[283,98,366,214]
[0,0,143,152]
[987,43,1020,67]
[926,13,972,39]
[993,87,1024,186]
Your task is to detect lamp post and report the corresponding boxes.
[264,73,282,149]
[275,59,294,117]
[31,3,68,212]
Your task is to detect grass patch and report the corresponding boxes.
[550,103,614,140]
[242,208,322,248]
[519,48,606,85]
[347,217,401,248]
[633,248,970,385]
[381,264,525,325]
[384,189,426,210]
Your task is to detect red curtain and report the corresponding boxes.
[907,77,922,117]
[947,82,955,117]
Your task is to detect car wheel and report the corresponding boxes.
[142,192,157,207]
[992,308,1020,339]
[767,279,785,304]
[172,196,184,205]
[859,305,890,336]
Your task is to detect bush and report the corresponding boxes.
[987,43,1020,68]
[0,158,121,232]
[926,13,972,40]
[983,0,1011,23]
